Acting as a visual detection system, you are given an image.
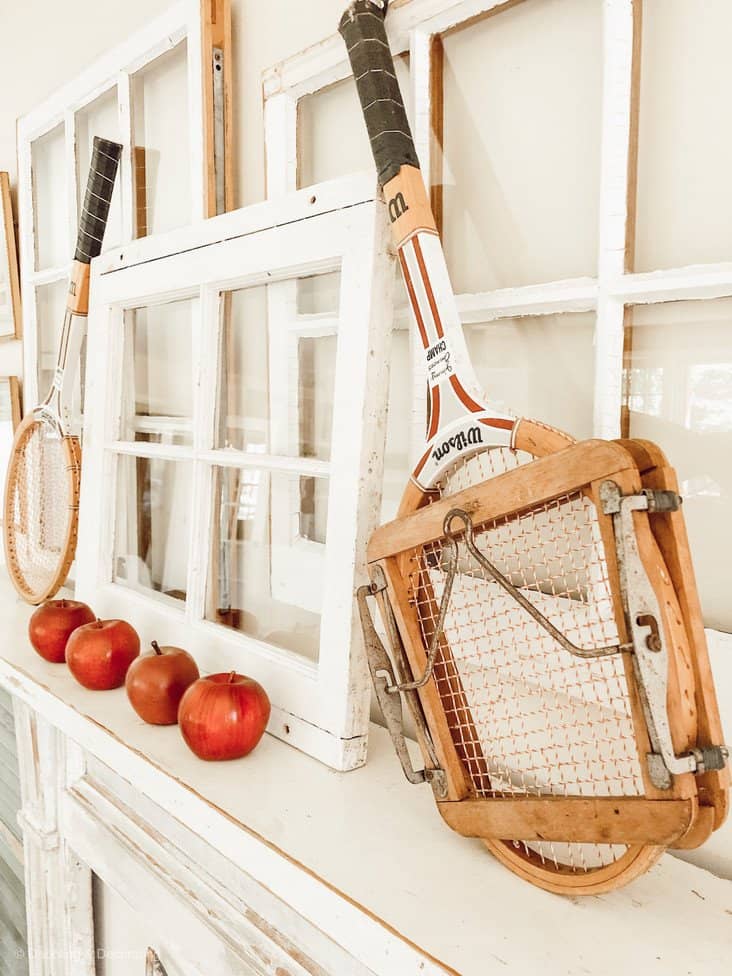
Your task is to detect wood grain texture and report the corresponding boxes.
[438,795,696,845]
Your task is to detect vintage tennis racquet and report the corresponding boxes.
[342,0,728,893]
[4,137,122,604]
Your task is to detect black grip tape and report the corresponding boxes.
[74,137,122,264]
[339,0,419,186]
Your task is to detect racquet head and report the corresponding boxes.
[342,0,728,893]
[3,137,121,604]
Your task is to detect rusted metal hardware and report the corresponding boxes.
[600,480,729,789]
[357,567,447,799]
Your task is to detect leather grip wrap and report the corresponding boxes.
[74,137,122,264]
[339,0,419,186]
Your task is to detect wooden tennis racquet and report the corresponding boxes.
[342,0,728,893]
[4,138,122,604]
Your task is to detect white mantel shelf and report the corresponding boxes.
[0,575,730,976]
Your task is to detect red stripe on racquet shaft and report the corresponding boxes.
[448,376,513,430]
[398,249,429,348]
[449,374,484,413]
[480,416,515,430]
[427,384,441,440]
[412,236,444,339]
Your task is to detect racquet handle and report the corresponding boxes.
[339,0,419,187]
[74,137,122,264]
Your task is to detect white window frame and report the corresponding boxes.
[263,0,732,652]
[16,0,214,411]
[76,173,394,771]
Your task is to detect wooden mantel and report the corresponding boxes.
[0,573,730,975]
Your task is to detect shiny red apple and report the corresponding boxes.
[28,599,96,663]
[66,619,140,690]
[125,640,200,725]
[178,671,271,761]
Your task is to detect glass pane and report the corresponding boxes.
[206,466,324,662]
[463,311,596,440]
[440,0,602,291]
[217,275,340,457]
[113,455,192,603]
[32,124,67,270]
[132,41,190,237]
[298,335,337,460]
[76,87,122,251]
[297,271,340,315]
[297,55,411,187]
[381,328,412,522]
[625,299,732,631]
[36,279,74,397]
[121,299,195,445]
[635,1,732,271]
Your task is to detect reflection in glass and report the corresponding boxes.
[32,125,67,270]
[626,299,732,631]
[132,41,190,237]
[440,0,602,291]
[297,272,341,315]
[206,466,323,662]
[217,278,339,458]
[298,335,336,460]
[464,311,595,440]
[121,299,195,445]
[635,0,732,271]
[36,279,67,394]
[76,87,122,251]
[114,455,191,603]
[297,56,411,188]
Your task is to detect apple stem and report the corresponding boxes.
[228,670,236,684]
[151,640,162,656]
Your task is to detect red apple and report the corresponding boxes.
[178,671,271,761]
[28,599,96,663]
[66,619,140,691]
[125,641,200,725]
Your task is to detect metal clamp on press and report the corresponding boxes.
[357,568,448,799]
[600,481,729,789]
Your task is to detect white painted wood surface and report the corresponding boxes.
[0,575,730,976]
[76,174,394,770]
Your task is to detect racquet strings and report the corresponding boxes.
[410,448,645,872]
[5,419,77,600]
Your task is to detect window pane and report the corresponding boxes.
[297,271,340,315]
[32,124,67,270]
[76,87,122,251]
[440,0,602,291]
[36,278,66,394]
[635,0,732,271]
[206,465,324,662]
[217,275,340,458]
[114,455,192,604]
[625,299,732,632]
[132,41,190,237]
[463,311,596,440]
[298,335,337,461]
[121,299,195,445]
[297,56,411,187]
